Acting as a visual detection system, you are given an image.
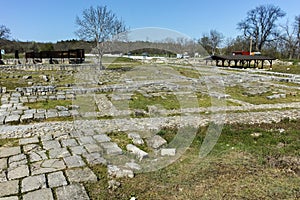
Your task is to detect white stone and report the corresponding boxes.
[126,144,148,161]
[161,148,176,156]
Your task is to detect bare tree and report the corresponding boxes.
[75,5,126,69]
[199,30,224,55]
[237,4,285,52]
[0,25,11,39]
[209,30,224,55]
[279,20,298,59]
[294,15,300,59]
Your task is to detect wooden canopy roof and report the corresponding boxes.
[210,55,275,68]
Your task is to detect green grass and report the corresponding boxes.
[85,118,300,199]
[270,65,300,74]
[129,92,180,111]
[24,99,72,110]
[172,67,201,79]
[226,85,300,105]
[107,131,132,150]
[0,138,19,147]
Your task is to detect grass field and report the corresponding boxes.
[84,118,300,199]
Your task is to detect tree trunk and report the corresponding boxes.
[96,42,104,70]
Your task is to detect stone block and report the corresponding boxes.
[60,138,78,147]
[55,184,89,200]
[63,155,86,168]
[48,148,71,159]
[33,113,45,121]
[0,116,5,125]
[19,136,39,145]
[42,140,61,150]
[93,134,111,143]
[69,146,87,155]
[31,159,66,175]
[4,115,20,124]
[0,147,21,158]
[21,174,46,193]
[65,167,97,183]
[0,158,7,170]
[126,144,148,161]
[128,133,144,145]
[47,171,67,188]
[0,180,19,197]
[77,136,96,145]
[22,188,54,200]
[24,109,36,114]
[58,111,70,117]
[0,196,19,200]
[23,144,42,153]
[100,142,122,155]
[161,148,176,156]
[8,154,27,168]
[7,164,29,180]
[20,113,34,123]
[29,150,48,162]
[146,135,167,149]
[83,152,107,165]
[84,143,102,153]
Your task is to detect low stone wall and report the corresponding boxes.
[0,63,100,71]
[16,86,56,96]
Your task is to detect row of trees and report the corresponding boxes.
[1,4,299,65]
[198,5,300,59]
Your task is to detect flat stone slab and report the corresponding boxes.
[0,196,19,200]
[33,113,45,120]
[126,144,148,161]
[128,133,144,145]
[22,188,54,200]
[84,143,103,153]
[55,184,89,200]
[63,155,86,168]
[161,148,176,156]
[45,111,58,119]
[20,113,33,123]
[146,135,167,149]
[47,171,68,188]
[31,159,66,175]
[58,111,70,117]
[0,116,5,125]
[19,136,39,145]
[83,152,107,165]
[7,164,29,180]
[8,154,27,168]
[0,158,7,170]
[23,144,42,153]
[65,167,97,183]
[0,180,19,197]
[93,134,111,143]
[77,136,96,145]
[4,115,20,124]
[61,138,78,147]
[29,150,48,162]
[48,148,71,159]
[69,146,87,155]
[42,140,61,150]
[100,142,122,155]
[21,174,46,193]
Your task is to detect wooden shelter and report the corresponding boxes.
[211,55,275,68]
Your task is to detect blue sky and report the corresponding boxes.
[1,0,299,42]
